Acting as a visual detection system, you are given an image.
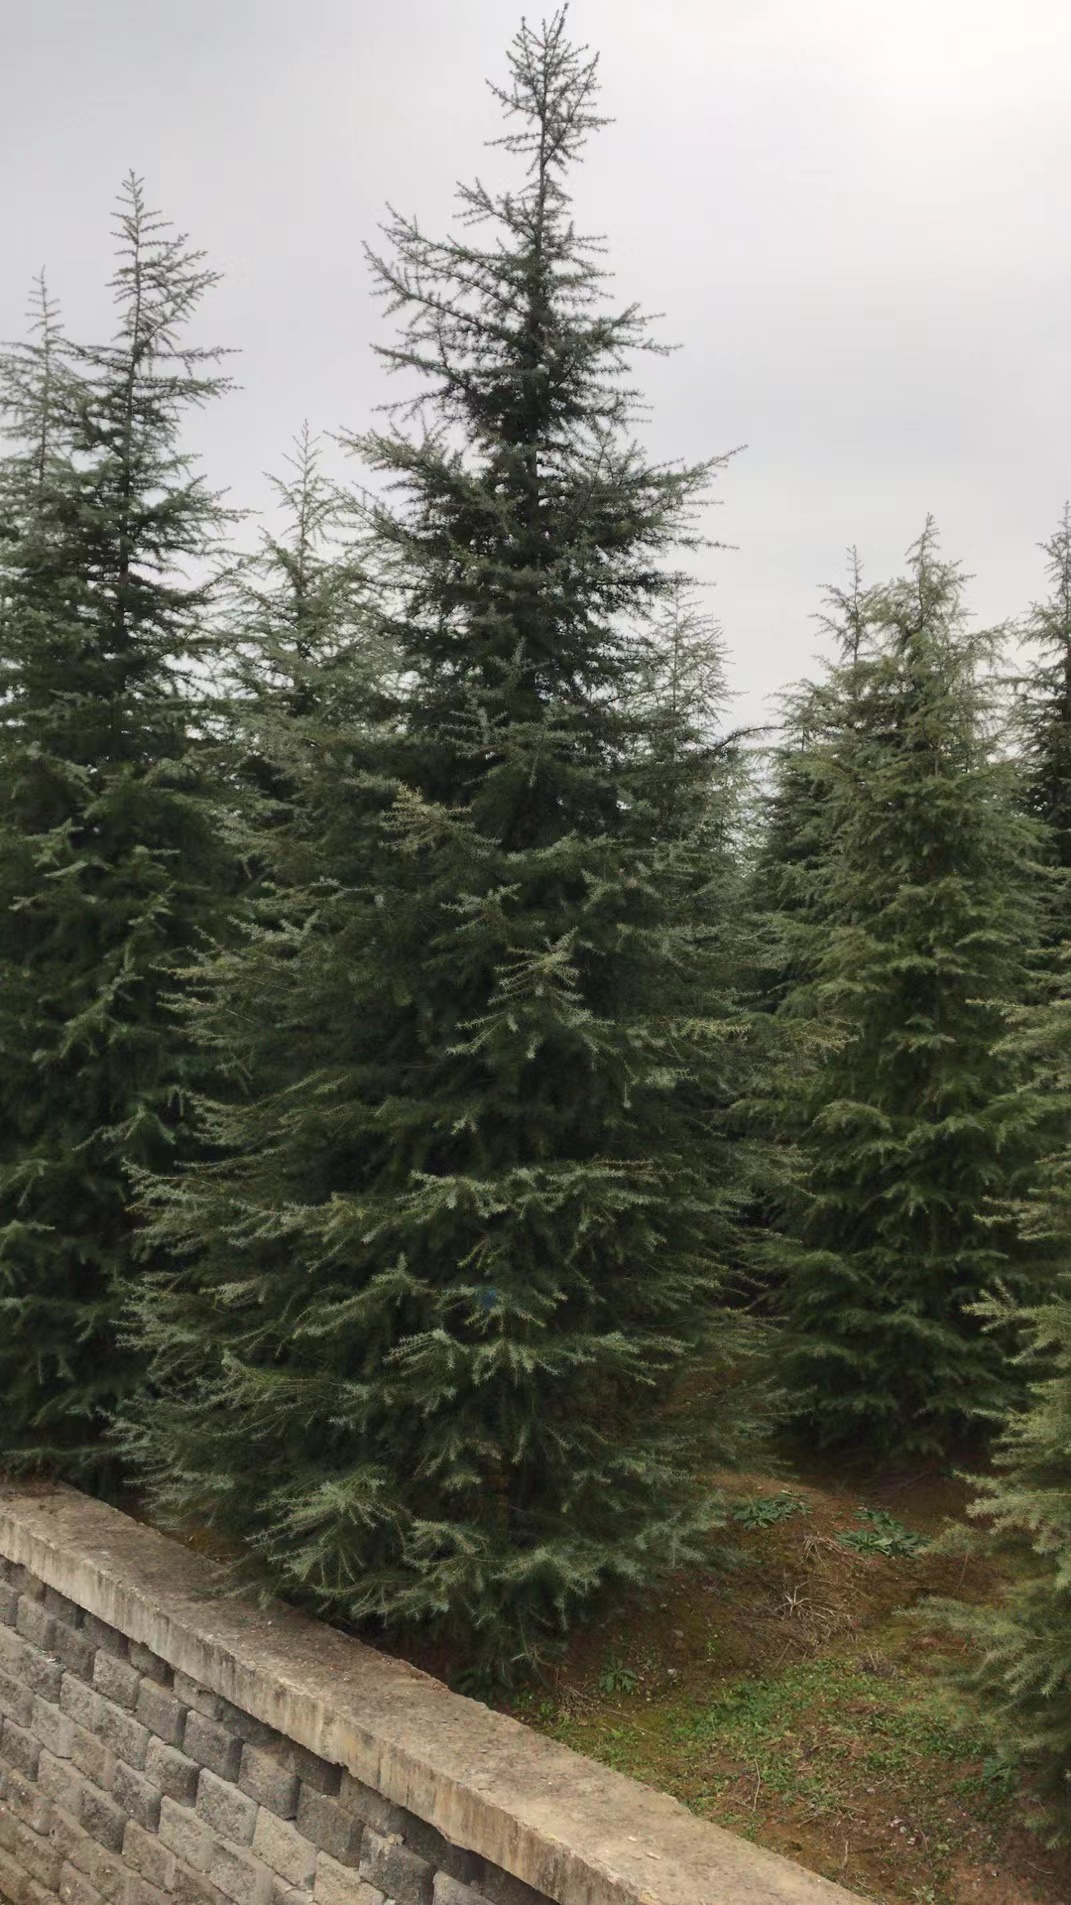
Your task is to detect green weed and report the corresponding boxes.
[837,1508,927,1558]
[731,1491,811,1531]
[597,1657,640,1696]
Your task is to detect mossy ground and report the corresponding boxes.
[494,1460,1071,1905]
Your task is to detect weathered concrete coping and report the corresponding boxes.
[0,1482,864,1905]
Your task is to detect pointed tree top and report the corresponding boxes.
[487,8,609,178]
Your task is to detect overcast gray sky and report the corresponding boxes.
[2,0,1068,726]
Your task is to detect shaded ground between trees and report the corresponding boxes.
[482,1460,1071,1905]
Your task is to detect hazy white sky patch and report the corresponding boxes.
[2,0,1068,724]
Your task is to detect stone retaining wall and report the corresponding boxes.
[0,1484,861,1905]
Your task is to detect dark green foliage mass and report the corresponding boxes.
[1019,505,1071,938]
[121,13,761,1669]
[748,556,870,1010]
[756,526,1044,1459]
[930,1052,1071,1844]
[0,183,235,1482]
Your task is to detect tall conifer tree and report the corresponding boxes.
[123,12,757,1667]
[759,526,1043,1457]
[0,180,234,1481]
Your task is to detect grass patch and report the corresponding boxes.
[502,1463,1071,1905]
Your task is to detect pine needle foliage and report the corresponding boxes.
[750,554,869,992]
[929,1013,1071,1845]
[0,180,235,1483]
[226,424,377,843]
[122,11,759,1670]
[757,525,1044,1458]
[1019,504,1071,936]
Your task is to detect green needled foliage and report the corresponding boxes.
[121,12,761,1670]
[927,973,1071,1844]
[756,525,1045,1459]
[1019,505,1071,937]
[0,180,236,1484]
[748,554,870,1013]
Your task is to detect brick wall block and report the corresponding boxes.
[82,1617,128,1661]
[0,1623,64,1703]
[314,1854,386,1905]
[79,1781,129,1855]
[145,1737,201,1806]
[2,1761,52,1834]
[58,1858,106,1905]
[47,1801,90,1867]
[22,1647,64,1707]
[37,1744,85,1815]
[217,1700,282,1755]
[269,1883,315,1905]
[435,1844,486,1889]
[207,1835,275,1905]
[0,1847,30,1905]
[403,1815,456,1872]
[159,1794,214,1871]
[11,1872,57,1905]
[124,1874,170,1905]
[95,1697,150,1770]
[278,1744,341,1798]
[464,1864,545,1905]
[69,1719,116,1792]
[128,1642,172,1686]
[136,1675,187,1747]
[12,1816,64,1892]
[171,1855,233,1905]
[0,1581,19,1626]
[295,1788,363,1867]
[175,1673,224,1720]
[239,1744,299,1819]
[337,1775,405,1841]
[61,1673,107,1733]
[0,1664,34,1729]
[184,1710,243,1782]
[433,1876,494,1905]
[124,1817,177,1891]
[127,1878,172,1905]
[14,1598,56,1654]
[197,1766,259,1846]
[93,1650,141,1711]
[56,1821,127,1904]
[43,1589,84,1629]
[30,1691,74,1758]
[1,1716,41,1780]
[53,1621,97,1681]
[360,1832,434,1905]
[252,1810,318,1889]
[113,1759,163,1833]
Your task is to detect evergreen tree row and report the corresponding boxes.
[2,5,1071,1799]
